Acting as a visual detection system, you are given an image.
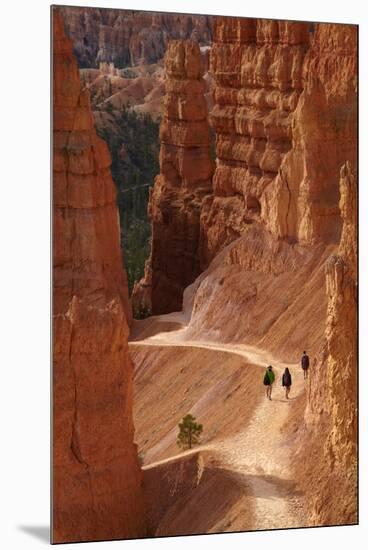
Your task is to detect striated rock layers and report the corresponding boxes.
[136,40,214,314]
[303,162,357,525]
[200,18,357,266]
[264,23,357,245]
[60,6,213,68]
[52,10,146,543]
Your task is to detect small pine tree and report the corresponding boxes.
[177,414,203,450]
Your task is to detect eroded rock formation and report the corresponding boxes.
[199,18,357,266]
[52,10,146,542]
[264,23,357,245]
[81,62,166,120]
[303,162,357,525]
[324,161,357,471]
[60,6,213,68]
[199,18,310,265]
[136,39,214,314]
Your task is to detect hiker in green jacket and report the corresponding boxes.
[263,365,275,400]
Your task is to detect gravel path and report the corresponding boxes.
[131,322,306,531]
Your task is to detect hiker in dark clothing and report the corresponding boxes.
[301,351,310,379]
[282,367,292,399]
[263,365,275,400]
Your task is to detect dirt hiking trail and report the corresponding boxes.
[130,314,307,531]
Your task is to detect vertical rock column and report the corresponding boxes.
[305,161,357,524]
[52,10,146,542]
[324,162,357,469]
[146,40,213,314]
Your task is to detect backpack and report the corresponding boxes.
[263,372,270,386]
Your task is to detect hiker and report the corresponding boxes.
[301,350,310,379]
[282,367,292,399]
[263,365,275,400]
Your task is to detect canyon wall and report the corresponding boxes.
[52,10,146,542]
[135,39,214,314]
[264,23,357,245]
[303,162,357,525]
[201,18,310,265]
[60,6,213,68]
[200,18,357,267]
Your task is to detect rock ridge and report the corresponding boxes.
[52,9,146,542]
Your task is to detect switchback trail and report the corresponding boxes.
[130,316,306,531]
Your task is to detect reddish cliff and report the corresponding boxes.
[60,6,213,68]
[200,18,310,265]
[137,40,214,314]
[301,162,357,525]
[52,10,146,542]
[264,23,357,244]
[200,19,357,266]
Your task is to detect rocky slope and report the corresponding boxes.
[143,448,256,536]
[180,229,334,362]
[133,40,214,314]
[52,10,146,543]
[130,318,308,534]
[130,342,263,535]
[60,6,213,68]
[80,62,166,120]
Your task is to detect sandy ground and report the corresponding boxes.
[130,315,307,532]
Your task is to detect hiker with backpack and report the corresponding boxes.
[301,351,310,379]
[282,367,292,399]
[263,365,275,400]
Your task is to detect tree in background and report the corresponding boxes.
[177,414,203,450]
[95,107,160,295]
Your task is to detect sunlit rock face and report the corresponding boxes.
[305,161,357,525]
[200,18,357,266]
[52,10,146,543]
[143,40,214,314]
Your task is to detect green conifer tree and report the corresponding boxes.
[177,414,203,450]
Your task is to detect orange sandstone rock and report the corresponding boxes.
[304,162,357,525]
[52,9,146,543]
[201,19,357,266]
[201,18,310,265]
[137,40,214,314]
[264,24,358,244]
